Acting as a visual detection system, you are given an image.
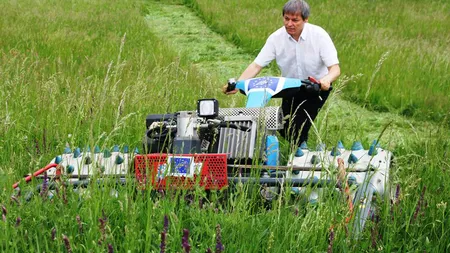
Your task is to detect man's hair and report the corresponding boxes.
[282,0,310,20]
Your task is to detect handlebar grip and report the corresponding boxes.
[226,78,237,92]
[308,76,333,91]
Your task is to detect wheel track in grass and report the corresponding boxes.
[144,1,449,152]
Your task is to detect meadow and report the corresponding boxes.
[0,0,449,252]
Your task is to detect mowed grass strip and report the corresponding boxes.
[182,0,450,124]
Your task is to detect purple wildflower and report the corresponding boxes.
[2,205,6,222]
[412,186,426,222]
[293,207,299,216]
[160,231,167,253]
[108,243,114,253]
[40,172,49,199]
[98,211,108,245]
[327,228,335,253]
[62,184,68,204]
[163,215,169,233]
[62,234,72,253]
[15,217,21,227]
[394,184,401,204]
[215,224,224,253]
[206,248,212,253]
[371,226,378,249]
[182,229,191,253]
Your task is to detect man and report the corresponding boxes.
[223,0,340,151]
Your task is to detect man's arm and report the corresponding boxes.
[238,62,263,80]
[319,64,340,91]
[223,62,263,94]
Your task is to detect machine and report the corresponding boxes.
[13,76,393,234]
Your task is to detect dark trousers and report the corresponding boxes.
[280,90,330,145]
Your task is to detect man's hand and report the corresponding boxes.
[222,84,238,95]
[319,77,331,91]
[320,64,341,91]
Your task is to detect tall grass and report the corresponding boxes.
[0,0,449,252]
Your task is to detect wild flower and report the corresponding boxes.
[62,184,68,205]
[412,186,426,222]
[160,232,167,253]
[163,215,169,233]
[394,184,401,204]
[182,229,191,253]
[327,227,334,253]
[62,234,72,253]
[76,215,83,234]
[108,243,114,253]
[161,215,169,253]
[215,224,224,253]
[390,184,402,221]
[2,205,7,222]
[41,173,49,199]
[15,217,21,227]
[98,209,108,245]
[206,248,212,253]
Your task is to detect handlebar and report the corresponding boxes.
[226,76,333,108]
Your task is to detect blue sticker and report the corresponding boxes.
[248,77,279,92]
[170,157,191,174]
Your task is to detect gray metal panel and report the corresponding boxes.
[218,106,283,130]
[218,116,257,159]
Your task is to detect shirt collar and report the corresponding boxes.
[286,22,309,41]
[300,23,309,41]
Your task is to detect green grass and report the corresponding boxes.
[0,0,450,252]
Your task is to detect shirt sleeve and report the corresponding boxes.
[319,32,339,67]
[254,35,276,67]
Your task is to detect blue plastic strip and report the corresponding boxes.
[265,135,279,166]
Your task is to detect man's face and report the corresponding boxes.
[283,13,307,39]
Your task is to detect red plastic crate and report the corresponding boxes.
[134,154,228,190]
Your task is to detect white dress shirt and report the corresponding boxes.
[254,23,339,80]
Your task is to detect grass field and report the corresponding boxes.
[1,0,449,252]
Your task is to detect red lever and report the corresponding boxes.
[12,163,58,189]
[308,76,320,84]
